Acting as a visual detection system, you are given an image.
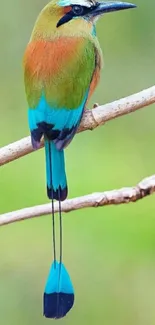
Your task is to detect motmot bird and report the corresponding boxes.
[23,0,136,319]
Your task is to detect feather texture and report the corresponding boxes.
[23,0,103,318]
[24,37,97,109]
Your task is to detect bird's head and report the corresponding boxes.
[31,0,136,39]
[56,0,136,27]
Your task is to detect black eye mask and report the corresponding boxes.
[57,3,99,27]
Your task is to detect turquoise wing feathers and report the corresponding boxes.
[24,37,96,199]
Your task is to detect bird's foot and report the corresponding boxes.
[93,103,99,108]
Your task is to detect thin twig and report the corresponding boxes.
[0,175,155,226]
[0,85,155,166]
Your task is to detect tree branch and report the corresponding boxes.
[0,175,155,226]
[0,85,155,166]
[1,86,155,225]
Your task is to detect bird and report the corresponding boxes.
[23,0,136,319]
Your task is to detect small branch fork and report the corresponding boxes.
[0,175,155,226]
[0,85,155,226]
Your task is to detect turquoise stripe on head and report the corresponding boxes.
[58,0,71,6]
[58,0,92,6]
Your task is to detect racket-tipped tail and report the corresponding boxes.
[43,262,74,319]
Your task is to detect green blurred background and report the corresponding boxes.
[1,0,155,324]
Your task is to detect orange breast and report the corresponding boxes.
[23,38,84,80]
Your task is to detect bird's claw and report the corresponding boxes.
[93,103,99,108]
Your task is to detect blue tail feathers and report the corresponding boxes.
[44,262,74,319]
[28,95,89,319]
[45,140,68,201]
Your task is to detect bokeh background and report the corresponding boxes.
[1,0,155,324]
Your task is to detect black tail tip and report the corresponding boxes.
[43,292,74,319]
[47,186,68,201]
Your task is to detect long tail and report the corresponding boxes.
[43,139,74,319]
[45,139,68,201]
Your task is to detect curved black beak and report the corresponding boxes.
[92,1,137,16]
[57,1,136,28]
